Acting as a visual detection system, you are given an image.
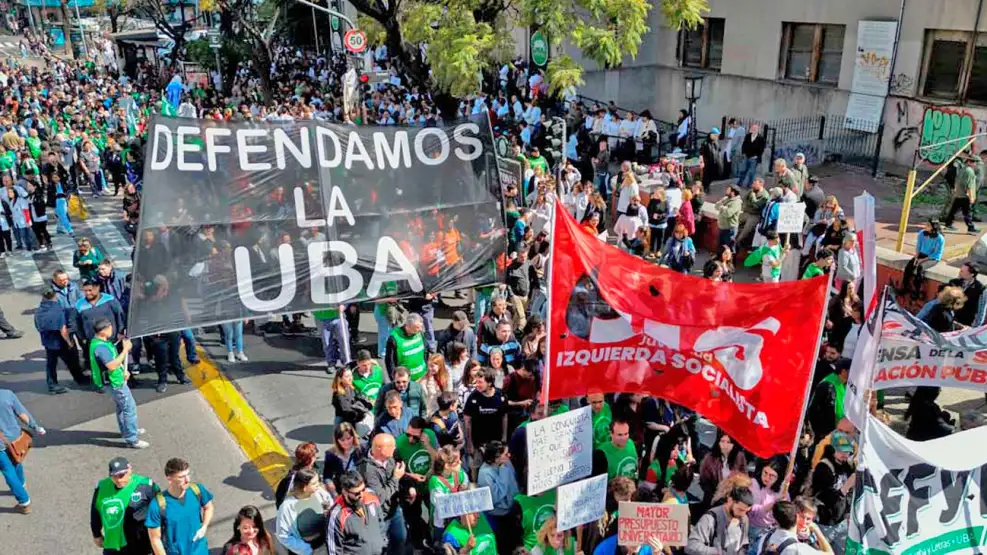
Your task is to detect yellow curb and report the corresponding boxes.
[181,346,291,489]
[943,243,972,262]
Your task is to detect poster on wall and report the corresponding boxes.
[845,20,898,131]
[847,415,987,555]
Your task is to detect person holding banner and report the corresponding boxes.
[756,501,833,555]
[429,445,471,544]
[443,511,498,555]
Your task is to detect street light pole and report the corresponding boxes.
[73,0,86,55]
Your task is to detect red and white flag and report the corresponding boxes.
[545,207,829,457]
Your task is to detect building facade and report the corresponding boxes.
[571,0,987,168]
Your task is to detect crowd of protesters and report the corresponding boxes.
[0,19,986,555]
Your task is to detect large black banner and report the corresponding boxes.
[129,114,506,337]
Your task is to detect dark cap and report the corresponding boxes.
[355,349,373,362]
[108,457,131,476]
[452,310,469,324]
[728,183,742,194]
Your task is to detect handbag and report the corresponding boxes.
[5,429,33,464]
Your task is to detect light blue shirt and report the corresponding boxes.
[916,230,945,261]
[0,389,36,443]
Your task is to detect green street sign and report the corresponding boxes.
[331,16,340,31]
[530,30,549,67]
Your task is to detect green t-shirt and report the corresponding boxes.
[395,429,437,476]
[599,439,638,480]
[313,308,340,320]
[514,490,557,549]
[802,263,824,279]
[591,404,612,448]
[25,136,41,159]
[444,515,498,555]
[528,156,549,175]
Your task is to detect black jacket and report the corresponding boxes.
[333,388,373,425]
[810,453,854,526]
[357,456,401,518]
[700,139,724,183]
[741,132,767,162]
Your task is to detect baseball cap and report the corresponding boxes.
[711,127,720,135]
[831,431,855,454]
[108,457,131,476]
[452,310,469,324]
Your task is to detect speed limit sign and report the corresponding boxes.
[343,29,367,53]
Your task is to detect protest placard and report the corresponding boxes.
[617,502,690,547]
[556,475,607,532]
[527,406,593,495]
[776,203,807,234]
[434,487,494,520]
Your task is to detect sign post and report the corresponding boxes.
[208,30,222,91]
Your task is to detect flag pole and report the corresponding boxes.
[540,202,558,409]
[782,268,834,489]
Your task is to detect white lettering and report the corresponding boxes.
[176,126,203,171]
[326,186,356,227]
[316,126,343,168]
[414,128,449,166]
[204,128,232,171]
[236,129,272,171]
[274,128,312,169]
[345,131,375,170]
[294,187,325,228]
[453,123,483,161]
[366,237,423,296]
[308,241,363,304]
[234,244,296,312]
[150,124,174,170]
[374,131,412,169]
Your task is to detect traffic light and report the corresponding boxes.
[359,74,370,84]
[544,116,565,169]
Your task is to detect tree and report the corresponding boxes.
[59,0,75,59]
[129,0,203,71]
[350,0,709,109]
[93,0,132,33]
[215,0,280,103]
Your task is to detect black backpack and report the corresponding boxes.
[758,531,799,555]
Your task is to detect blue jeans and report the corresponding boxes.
[320,317,351,365]
[171,329,198,363]
[0,448,29,504]
[738,157,759,187]
[111,383,139,444]
[386,506,408,555]
[718,227,737,251]
[473,292,491,333]
[418,303,436,351]
[13,226,35,250]
[55,198,73,233]
[374,309,392,358]
[595,172,610,202]
[221,321,244,354]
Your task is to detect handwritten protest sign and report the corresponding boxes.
[776,203,807,234]
[527,406,593,495]
[434,487,494,520]
[617,502,690,547]
[556,475,607,531]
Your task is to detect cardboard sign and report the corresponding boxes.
[776,202,806,234]
[527,406,593,495]
[556,475,607,531]
[433,487,494,520]
[617,502,690,547]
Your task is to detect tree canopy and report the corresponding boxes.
[353,0,709,98]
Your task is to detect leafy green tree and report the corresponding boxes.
[351,0,708,103]
[92,0,132,33]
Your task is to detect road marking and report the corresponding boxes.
[50,232,80,280]
[86,220,133,271]
[6,250,44,289]
[183,347,290,489]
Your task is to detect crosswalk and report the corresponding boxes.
[0,37,23,56]
[0,194,135,293]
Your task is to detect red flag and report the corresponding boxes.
[546,207,829,457]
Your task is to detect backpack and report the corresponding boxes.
[800,458,833,498]
[155,483,202,523]
[757,530,799,555]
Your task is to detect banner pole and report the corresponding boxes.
[541,202,558,409]
[783,268,834,487]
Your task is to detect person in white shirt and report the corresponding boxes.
[635,111,659,162]
[756,500,833,555]
[618,112,637,143]
[603,112,621,149]
[724,118,745,165]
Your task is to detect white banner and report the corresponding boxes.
[527,406,593,495]
[556,474,608,532]
[844,195,880,429]
[871,300,987,392]
[776,203,807,234]
[433,487,494,520]
[848,415,987,555]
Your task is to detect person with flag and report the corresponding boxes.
[743,230,788,283]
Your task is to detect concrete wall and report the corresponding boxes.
[881,97,987,168]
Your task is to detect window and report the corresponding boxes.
[779,23,846,85]
[678,18,725,71]
[921,30,987,103]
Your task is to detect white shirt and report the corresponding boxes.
[759,529,827,555]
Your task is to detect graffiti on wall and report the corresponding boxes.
[773,142,822,166]
[918,106,976,164]
[889,73,914,96]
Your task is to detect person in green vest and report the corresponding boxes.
[802,249,833,280]
[353,349,385,406]
[587,393,612,448]
[807,359,849,441]
[374,281,400,357]
[89,319,149,449]
[90,457,158,553]
[743,230,787,283]
[386,313,430,382]
[527,147,550,175]
[314,306,351,371]
[442,511,498,555]
[429,445,471,542]
[25,129,41,160]
[596,419,638,481]
[511,488,557,550]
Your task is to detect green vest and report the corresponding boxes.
[802,263,824,279]
[396,429,437,475]
[821,373,846,421]
[515,490,557,550]
[599,439,638,480]
[95,474,151,550]
[391,328,427,381]
[90,338,123,388]
[445,515,498,555]
[25,136,41,159]
[539,541,576,555]
[314,308,340,320]
[591,404,612,448]
[353,364,384,404]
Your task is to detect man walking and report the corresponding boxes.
[715,184,743,251]
[315,306,351,372]
[34,289,87,393]
[738,124,766,188]
[327,471,386,555]
[736,178,769,251]
[90,319,148,449]
[385,314,429,382]
[146,458,215,555]
[945,155,980,234]
[0,388,45,514]
[358,433,408,555]
[90,457,157,555]
[74,279,126,391]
